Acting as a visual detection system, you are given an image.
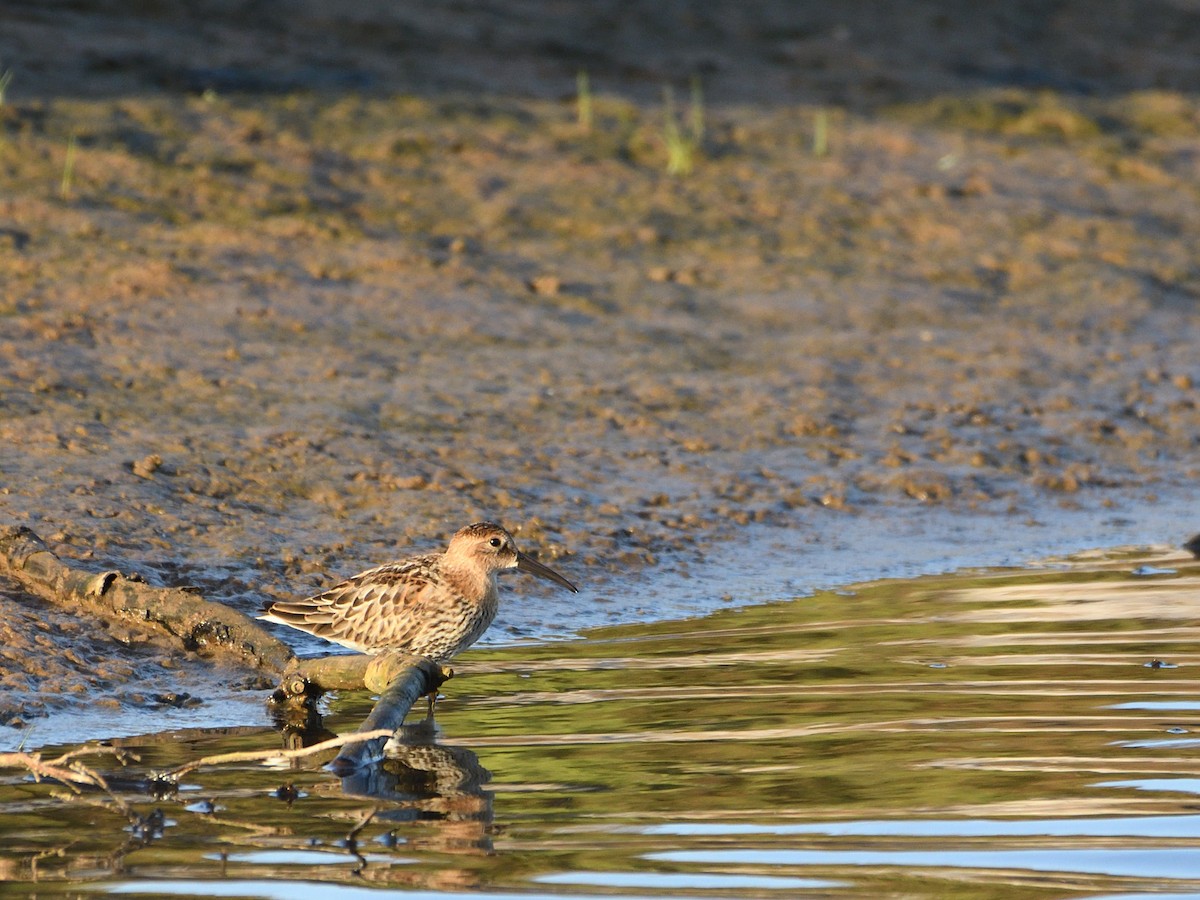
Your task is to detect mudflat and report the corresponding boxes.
[1,2,1198,727]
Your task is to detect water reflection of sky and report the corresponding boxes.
[639,815,1200,838]
[649,847,1200,879]
[1097,779,1200,795]
[537,871,842,890]
[1117,737,1200,749]
[0,690,272,753]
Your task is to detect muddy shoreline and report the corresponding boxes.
[2,2,1199,733]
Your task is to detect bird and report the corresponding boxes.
[258,522,578,661]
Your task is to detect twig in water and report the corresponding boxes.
[0,746,136,815]
[346,807,377,843]
[168,728,397,780]
[0,746,134,791]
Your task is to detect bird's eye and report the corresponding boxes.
[489,537,503,548]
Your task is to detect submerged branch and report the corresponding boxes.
[329,652,449,774]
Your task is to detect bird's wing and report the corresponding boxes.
[260,557,440,652]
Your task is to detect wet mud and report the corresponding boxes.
[1,1,1199,732]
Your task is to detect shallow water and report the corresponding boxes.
[4,543,1200,898]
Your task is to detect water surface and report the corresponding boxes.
[4,544,1200,898]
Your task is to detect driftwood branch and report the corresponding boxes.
[0,525,294,674]
[275,651,446,697]
[277,654,380,696]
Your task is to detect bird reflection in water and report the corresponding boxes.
[272,708,494,861]
[342,719,494,856]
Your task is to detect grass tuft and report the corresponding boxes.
[576,70,593,133]
[662,77,705,176]
[812,108,830,157]
[60,135,77,200]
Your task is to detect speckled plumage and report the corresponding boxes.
[258,522,577,661]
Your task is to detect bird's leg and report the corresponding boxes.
[422,664,450,721]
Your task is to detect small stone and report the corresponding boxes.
[131,454,163,478]
[528,274,561,296]
[391,475,428,490]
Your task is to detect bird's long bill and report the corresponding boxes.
[516,551,578,592]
